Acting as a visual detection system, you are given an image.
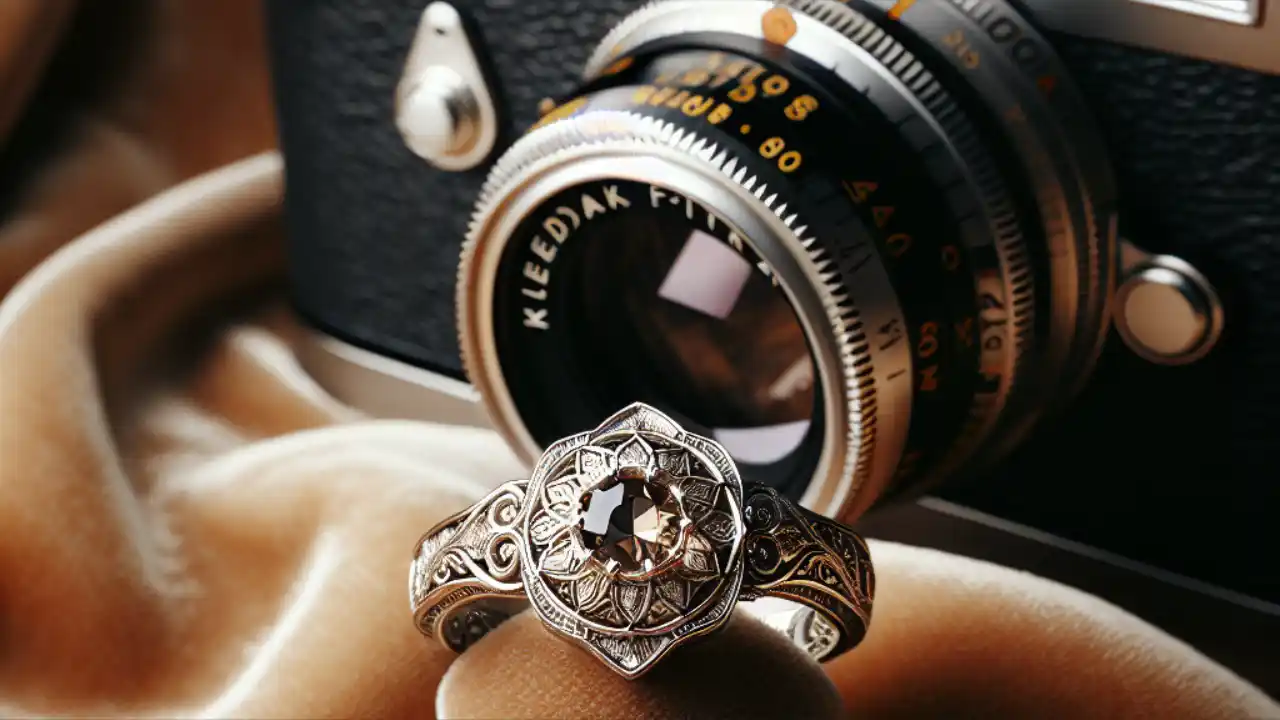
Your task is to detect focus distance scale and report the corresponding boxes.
[458,0,1117,523]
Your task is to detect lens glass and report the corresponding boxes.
[493,179,821,491]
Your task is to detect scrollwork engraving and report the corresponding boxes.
[739,484,874,660]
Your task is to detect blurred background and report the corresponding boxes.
[0,0,274,298]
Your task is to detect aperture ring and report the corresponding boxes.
[848,0,1118,456]
[776,0,1033,488]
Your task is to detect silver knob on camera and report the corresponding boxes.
[398,66,480,160]
[1116,249,1224,365]
[395,2,498,171]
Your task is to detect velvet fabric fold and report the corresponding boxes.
[0,154,1275,718]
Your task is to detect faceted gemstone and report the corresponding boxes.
[578,470,682,573]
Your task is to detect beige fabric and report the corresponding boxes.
[0,153,1275,719]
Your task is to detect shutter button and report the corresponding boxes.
[1115,253,1223,365]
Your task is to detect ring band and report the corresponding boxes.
[409,403,875,677]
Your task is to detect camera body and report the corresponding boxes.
[264,0,1279,663]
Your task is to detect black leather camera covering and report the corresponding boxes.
[263,0,1280,602]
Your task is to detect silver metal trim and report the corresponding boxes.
[296,330,493,429]
[913,497,1279,616]
[1129,0,1261,26]
[1018,0,1278,76]
[395,2,499,171]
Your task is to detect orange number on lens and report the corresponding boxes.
[918,321,939,359]
[760,136,786,159]
[919,365,939,392]
[785,94,820,121]
[886,233,913,257]
[762,74,790,96]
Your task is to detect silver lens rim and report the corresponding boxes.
[458,123,909,519]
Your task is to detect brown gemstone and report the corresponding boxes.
[578,472,682,573]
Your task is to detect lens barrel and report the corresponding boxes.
[459,0,1115,521]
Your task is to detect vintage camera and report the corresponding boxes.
[265,0,1278,663]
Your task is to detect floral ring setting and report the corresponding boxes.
[410,403,876,678]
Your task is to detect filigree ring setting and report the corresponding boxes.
[409,403,875,678]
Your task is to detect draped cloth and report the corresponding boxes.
[0,151,1274,718]
[0,2,1275,716]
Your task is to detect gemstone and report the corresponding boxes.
[578,470,683,573]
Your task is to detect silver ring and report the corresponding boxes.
[410,403,875,678]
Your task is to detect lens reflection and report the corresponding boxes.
[573,202,815,465]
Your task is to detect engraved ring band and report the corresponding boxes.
[409,403,875,678]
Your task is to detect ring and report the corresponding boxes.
[409,403,875,678]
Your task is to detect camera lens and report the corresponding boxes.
[489,176,824,495]
[460,0,1116,520]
